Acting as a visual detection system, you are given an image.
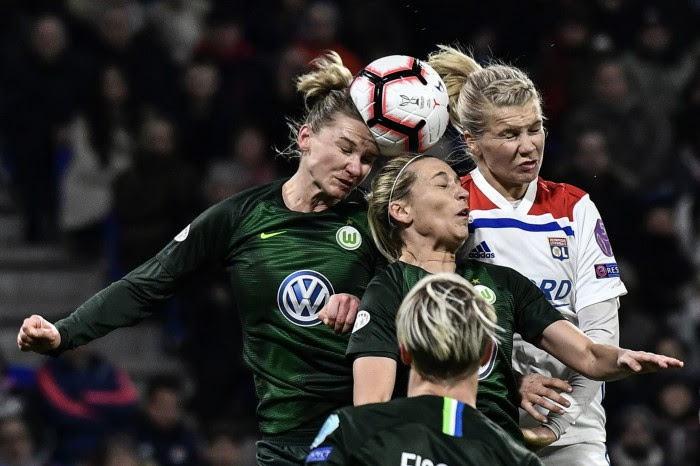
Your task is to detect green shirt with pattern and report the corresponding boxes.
[305,395,544,465]
[346,261,564,442]
[53,179,383,439]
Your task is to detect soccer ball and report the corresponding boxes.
[350,55,450,156]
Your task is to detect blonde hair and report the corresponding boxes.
[280,51,363,159]
[367,154,430,261]
[427,45,543,152]
[397,273,501,383]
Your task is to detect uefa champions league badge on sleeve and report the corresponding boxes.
[594,219,614,256]
[594,263,620,279]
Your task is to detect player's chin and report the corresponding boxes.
[333,179,358,196]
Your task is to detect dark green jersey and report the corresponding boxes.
[53,179,383,438]
[346,261,564,441]
[305,395,544,465]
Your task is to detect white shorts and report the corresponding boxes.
[537,442,609,466]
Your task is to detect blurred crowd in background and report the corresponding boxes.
[0,0,698,465]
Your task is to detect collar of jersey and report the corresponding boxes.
[471,167,538,214]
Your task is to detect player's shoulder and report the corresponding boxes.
[209,179,286,217]
[338,395,437,430]
[370,261,406,282]
[531,177,589,220]
[536,177,588,203]
[462,258,526,283]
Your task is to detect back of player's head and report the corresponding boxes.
[396,273,500,383]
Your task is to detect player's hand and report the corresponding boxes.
[617,350,683,375]
[519,373,572,423]
[17,315,61,354]
[318,294,359,334]
[522,426,557,451]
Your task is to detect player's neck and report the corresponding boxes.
[400,238,457,274]
[399,250,456,274]
[407,370,477,408]
[477,166,529,201]
[283,174,338,212]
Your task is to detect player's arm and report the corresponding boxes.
[346,267,403,405]
[536,298,617,440]
[18,259,179,355]
[536,317,683,381]
[353,356,397,405]
[18,202,235,355]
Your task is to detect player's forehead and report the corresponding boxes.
[324,115,378,151]
[485,100,542,132]
[410,157,457,180]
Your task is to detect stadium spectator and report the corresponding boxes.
[34,345,139,465]
[96,433,143,466]
[132,374,198,466]
[60,64,139,259]
[655,376,699,465]
[565,56,672,190]
[3,14,85,243]
[0,415,47,466]
[608,406,665,466]
[201,420,255,466]
[289,1,363,75]
[172,59,236,174]
[112,113,199,272]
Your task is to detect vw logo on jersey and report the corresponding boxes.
[277,270,335,327]
[336,225,361,250]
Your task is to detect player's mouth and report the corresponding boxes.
[457,208,469,218]
[336,177,356,190]
[519,160,538,171]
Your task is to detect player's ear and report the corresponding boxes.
[464,132,482,158]
[399,344,412,366]
[479,338,494,366]
[389,200,411,225]
[298,124,313,153]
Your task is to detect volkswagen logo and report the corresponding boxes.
[277,270,334,327]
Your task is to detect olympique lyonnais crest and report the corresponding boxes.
[277,270,334,327]
[549,237,569,261]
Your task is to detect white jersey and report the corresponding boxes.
[462,167,627,446]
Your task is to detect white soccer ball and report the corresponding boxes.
[350,55,450,156]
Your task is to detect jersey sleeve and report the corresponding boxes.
[572,196,627,311]
[306,413,347,465]
[345,267,404,361]
[54,200,241,352]
[510,270,567,343]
